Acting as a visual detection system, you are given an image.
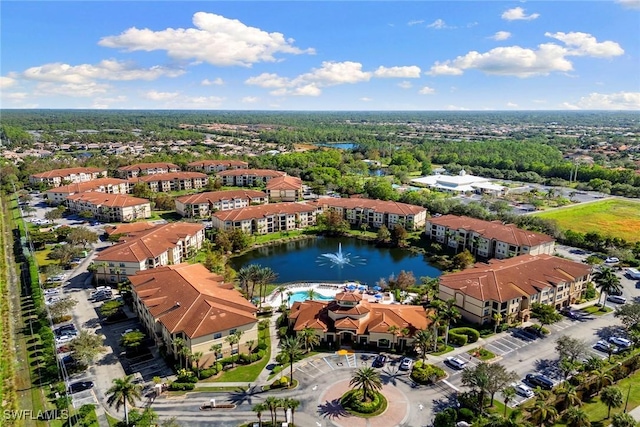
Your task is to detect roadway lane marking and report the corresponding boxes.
[442,379,460,392]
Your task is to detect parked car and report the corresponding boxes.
[594,340,617,353]
[121,328,140,337]
[445,356,467,370]
[560,307,581,319]
[68,381,94,394]
[372,355,387,368]
[43,288,61,296]
[54,324,77,337]
[514,383,535,398]
[605,257,620,264]
[525,373,554,390]
[607,295,627,304]
[609,336,632,348]
[399,357,413,371]
[55,335,75,345]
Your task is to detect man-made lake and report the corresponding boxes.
[230,237,441,285]
[315,142,357,150]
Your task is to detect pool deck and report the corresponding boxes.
[265,282,398,308]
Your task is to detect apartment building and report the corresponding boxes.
[175,189,268,218]
[45,177,129,205]
[29,167,107,187]
[216,169,285,187]
[266,176,303,202]
[65,193,151,222]
[116,162,180,178]
[211,202,319,235]
[130,263,258,365]
[93,222,205,283]
[313,198,428,231]
[439,254,592,325]
[426,215,555,259]
[128,172,209,192]
[186,159,249,173]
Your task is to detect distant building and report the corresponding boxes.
[211,202,318,235]
[425,215,555,259]
[103,222,157,240]
[29,167,107,187]
[116,162,180,178]
[216,169,285,187]
[187,159,249,173]
[175,189,268,218]
[439,254,591,324]
[93,222,205,283]
[128,172,208,192]
[411,170,506,195]
[45,177,129,205]
[288,291,431,351]
[313,198,428,231]
[266,176,303,202]
[129,263,258,366]
[65,193,151,222]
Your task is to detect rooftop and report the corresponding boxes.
[176,189,267,205]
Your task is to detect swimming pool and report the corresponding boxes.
[288,290,336,305]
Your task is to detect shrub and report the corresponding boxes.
[278,326,289,338]
[256,341,268,351]
[411,361,446,384]
[448,330,468,347]
[449,327,480,344]
[340,389,385,414]
[198,364,222,380]
[176,369,198,383]
[458,407,475,422]
[167,382,195,391]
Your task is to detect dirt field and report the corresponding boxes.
[534,199,640,242]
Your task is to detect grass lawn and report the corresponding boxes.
[583,305,614,316]
[534,199,640,242]
[554,370,640,426]
[432,345,454,356]
[203,329,271,383]
[252,230,307,245]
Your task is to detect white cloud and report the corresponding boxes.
[501,7,540,21]
[446,105,469,111]
[0,76,16,89]
[407,20,424,26]
[428,32,622,78]
[360,97,373,102]
[418,86,435,95]
[427,19,452,29]
[99,12,315,67]
[373,66,421,78]
[545,32,624,57]
[201,78,224,86]
[616,0,640,9]
[570,92,640,110]
[397,81,413,89]
[241,96,259,103]
[21,60,184,83]
[245,73,290,88]
[35,82,110,97]
[490,31,512,41]
[4,92,28,100]
[92,95,128,109]
[507,102,518,107]
[290,84,322,97]
[144,90,180,101]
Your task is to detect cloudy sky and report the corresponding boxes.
[1,1,639,110]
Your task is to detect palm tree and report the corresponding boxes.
[252,402,268,427]
[582,355,604,373]
[349,367,383,403]
[564,407,591,427]
[265,396,279,426]
[592,268,622,309]
[306,288,317,301]
[226,333,240,367]
[611,412,636,427]
[209,343,222,361]
[280,336,303,387]
[502,409,531,427]
[191,351,204,377]
[284,398,301,426]
[441,299,461,348]
[237,266,254,298]
[493,313,503,334]
[172,337,186,369]
[502,386,516,417]
[299,327,320,353]
[557,383,581,411]
[106,375,142,426]
[530,398,558,427]
[414,329,432,362]
[601,386,623,419]
[255,266,277,306]
[429,301,444,352]
[277,286,287,305]
[387,325,400,350]
[591,369,613,395]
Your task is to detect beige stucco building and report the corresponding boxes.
[29,167,107,187]
[175,189,268,218]
[128,172,209,192]
[187,159,249,173]
[216,169,285,187]
[65,193,151,222]
[45,178,130,205]
[266,176,303,202]
[116,162,180,178]
[211,202,319,235]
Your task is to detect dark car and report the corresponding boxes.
[523,326,546,338]
[560,308,581,320]
[525,374,554,390]
[68,381,94,394]
[372,355,387,368]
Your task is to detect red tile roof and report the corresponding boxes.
[212,202,317,222]
[313,197,426,216]
[187,159,248,167]
[176,189,267,205]
[129,172,207,183]
[130,263,257,339]
[266,176,302,191]
[217,169,285,177]
[104,222,157,237]
[439,254,591,303]
[31,167,106,178]
[428,215,555,247]
[66,192,149,208]
[95,222,204,263]
[117,162,179,171]
[45,178,129,194]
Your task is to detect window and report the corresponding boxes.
[119,263,125,267]
[229,329,237,335]
[213,333,222,339]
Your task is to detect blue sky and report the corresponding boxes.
[1,1,639,110]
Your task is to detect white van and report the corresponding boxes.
[607,295,627,304]
[626,268,640,279]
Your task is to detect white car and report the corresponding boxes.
[399,357,413,371]
[605,257,620,264]
[121,328,140,337]
[514,383,535,398]
[607,295,627,304]
[55,335,75,345]
[43,288,61,296]
[609,336,632,348]
[445,356,467,370]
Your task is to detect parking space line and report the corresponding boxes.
[485,343,506,355]
[322,357,336,370]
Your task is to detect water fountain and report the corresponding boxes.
[316,243,366,268]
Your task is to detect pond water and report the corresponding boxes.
[315,142,358,150]
[230,236,441,285]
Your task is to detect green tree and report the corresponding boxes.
[530,397,558,427]
[106,375,143,426]
[564,407,591,427]
[557,383,581,411]
[99,300,123,318]
[120,331,146,350]
[265,396,279,426]
[390,224,408,247]
[254,266,277,307]
[593,268,622,309]
[461,362,491,409]
[252,402,268,427]
[226,332,241,367]
[611,412,636,427]
[493,313,503,334]
[531,303,562,331]
[279,336,303,387]
[502,386,517,417]
[614,302,640,331]
[441,299,461,348]
[376,224,391,244]
[601,386,623,419]
[555,336,588,363]
[283,398,301,427]
[70,330,106,365]
[299,327,320,353]
[316,209,350,236]
[413,329,432,362]
[67,226,99,248]
[452,249,475,270]
[48,297,78,320]
[364,178,398,201]
[44,208,63,223]
[349,367,383,403]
